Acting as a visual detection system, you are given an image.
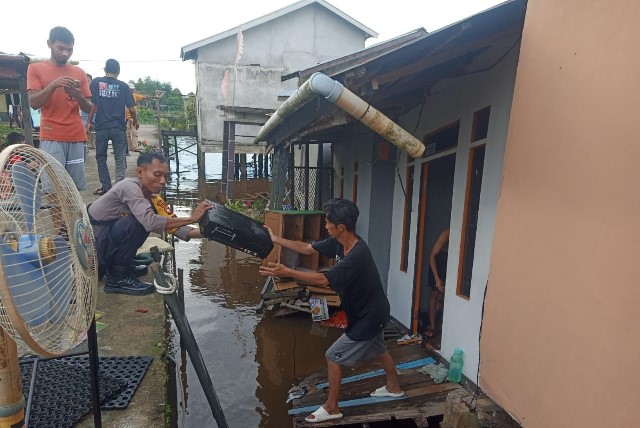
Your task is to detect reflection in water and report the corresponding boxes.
[170,238,341,427]
[165,137,342,427]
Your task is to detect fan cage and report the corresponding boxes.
[0,145,97,356]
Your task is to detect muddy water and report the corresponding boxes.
[164,139,343,427]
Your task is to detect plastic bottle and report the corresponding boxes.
[447,348,464,382]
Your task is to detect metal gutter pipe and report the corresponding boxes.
[255,72,425,158]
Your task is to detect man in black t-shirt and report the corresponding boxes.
[260,199,404,423]
[87,59,137,195]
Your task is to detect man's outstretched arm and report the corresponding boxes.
[266,226,316,255]
[259,262,330,287]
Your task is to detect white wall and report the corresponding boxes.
[385,43,521,378]
[195,5,366,71]
[194,4,368,144]
[331,136,373,242]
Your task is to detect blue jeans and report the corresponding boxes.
[95,127,127,191]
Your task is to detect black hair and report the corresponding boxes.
[323,198,359,232]
[49,26,75,44]
[137,152,168,167]
[6,132,25,145]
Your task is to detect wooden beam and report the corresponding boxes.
[18,76,33,145]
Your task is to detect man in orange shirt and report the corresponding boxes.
[27,26,92,190]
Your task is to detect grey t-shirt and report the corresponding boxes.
[88,177,192,240]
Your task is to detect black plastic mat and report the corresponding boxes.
[19,355,153,428]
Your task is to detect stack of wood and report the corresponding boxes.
[257,210,340,317]
[256,276,341,317]
[273,279,340,307]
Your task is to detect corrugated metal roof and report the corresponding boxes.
[258,0,527,148]
[0,54,30,93]
[280,28,428,82]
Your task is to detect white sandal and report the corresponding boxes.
[304,406,343,423]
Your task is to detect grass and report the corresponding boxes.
[0,122,23,145]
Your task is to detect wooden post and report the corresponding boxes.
[226,123,236,200]
[155,98,161,138]
[264,154,270,178]
[222,122,229,192]
[257,154,263,178]
[317,143,324,208]
[162,134,170,159]
[252,154,257,179]
[240,154,247,180]
[18,78,33,146]
[304,145,310,210]
[288,146,295,209]
[197,140,205,181]
[270,148,287,210]
[0,330,24,428]
[173,136,179,174]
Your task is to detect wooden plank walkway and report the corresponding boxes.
[291,342,466,427]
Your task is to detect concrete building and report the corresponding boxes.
[181,0,376,159]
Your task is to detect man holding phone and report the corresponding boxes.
[27,26,92,191]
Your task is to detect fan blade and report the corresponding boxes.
[12,162,42,233]
[44,237,73,324]
[0,237,49,326]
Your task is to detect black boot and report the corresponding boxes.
[130,264,149,277]
[105,266,155,295]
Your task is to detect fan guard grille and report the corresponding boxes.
[0,145,97,356]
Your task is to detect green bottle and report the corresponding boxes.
[447,348,464,382]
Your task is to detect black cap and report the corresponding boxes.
[104,59,120,74]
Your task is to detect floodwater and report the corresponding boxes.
[164,138,343,427]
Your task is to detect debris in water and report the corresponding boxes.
[286,385,307,404]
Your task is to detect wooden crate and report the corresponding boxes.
[264,210,330,270]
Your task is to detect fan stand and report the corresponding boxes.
[0,329,25,427]
[86,319,102,427]
[20,320,103,428]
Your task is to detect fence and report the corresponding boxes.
[284,166,334,211]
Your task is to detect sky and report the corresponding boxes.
[3,0,504,94]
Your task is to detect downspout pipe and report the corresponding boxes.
[255,72,424,158]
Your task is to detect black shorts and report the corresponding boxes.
[428,251,448,291]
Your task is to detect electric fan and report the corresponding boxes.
[0,144,97,427]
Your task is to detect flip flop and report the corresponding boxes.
[304,406,343,423]
[92,188,106,196]
[370,386,405,398]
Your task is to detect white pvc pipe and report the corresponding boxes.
[255,72,424,158]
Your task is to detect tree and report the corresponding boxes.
[131,77,195,130]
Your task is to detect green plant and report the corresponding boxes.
[130,77,196,131]
[225,199,268,223]
[225,199,247,213]
[0,123,18,146]
[137,107,156,125]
